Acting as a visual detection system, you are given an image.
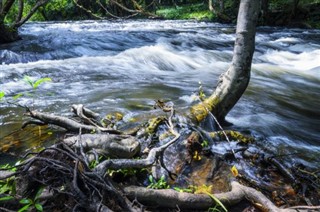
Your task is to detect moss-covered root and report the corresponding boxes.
[209,130,255,144]
[189,96,220,123]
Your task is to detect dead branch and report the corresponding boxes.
[72,0,103,20]
[25,110,121,134]
[71,104,101,121]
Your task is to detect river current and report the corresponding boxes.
[0,20,319,168]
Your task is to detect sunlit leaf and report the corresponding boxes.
[18,204,31,212]
[148,175,154,183]
[19,198,31,204]
[35,203,43,212]
[0,195,14,201]
[0,91,5,100]
[13,93,24,100]
[231,165,238,177]
[33,78,52,89]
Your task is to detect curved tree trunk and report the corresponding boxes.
[190,0,260,123]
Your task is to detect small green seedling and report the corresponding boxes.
[147,175,170,189]
[18,187,44,212]
[23,76,52,90]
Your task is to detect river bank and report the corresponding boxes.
[155,2,320,29]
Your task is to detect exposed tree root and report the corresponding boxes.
[1,104,319,211]
[94,132,180,175]
[1,143,135,211]
[124,181,296,211]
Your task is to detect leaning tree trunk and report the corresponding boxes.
[0,23,20,44]
[190,0,260,123]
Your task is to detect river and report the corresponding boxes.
[0,20,319,168]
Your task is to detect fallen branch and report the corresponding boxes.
[25,110,121,134]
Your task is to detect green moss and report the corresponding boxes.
[189,96,220,123]
[156,3,216,21]
[209,130,255,143]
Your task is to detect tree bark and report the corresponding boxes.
[0,0,50,44]
[124,181,296,211]
[0,23,20,44]
[190,0,260,123]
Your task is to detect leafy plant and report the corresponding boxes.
[89,156,103,169]
[14,75,52,107]
[0,163,19,204]
[23,75,52,91]
[1,76,52,105]
[147,175,170,189]
[201,140,209,148]
[18,187,44,212]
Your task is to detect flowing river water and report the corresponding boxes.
[0,20,319,170]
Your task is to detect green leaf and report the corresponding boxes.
[0,91,5,100]
[18,204,31,212]
[19,198,31,204]
[0,195,14,201]
[35,203,43,212]
[148,175,153,183]
[13,93,24,100]
[33,78,52,89]
[23,75,34,87]
[206,192,228,212]
[35,187,44,200]
[0,184,10,193]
